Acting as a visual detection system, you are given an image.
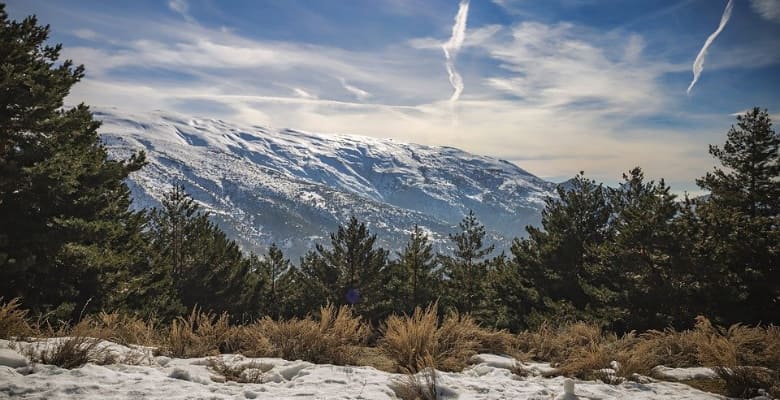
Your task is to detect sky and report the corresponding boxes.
[6,0,780,194]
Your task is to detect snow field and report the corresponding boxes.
[0,338,736,399]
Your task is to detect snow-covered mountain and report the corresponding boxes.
[97,108,556,259]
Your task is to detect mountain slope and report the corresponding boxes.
[98,107,556,258]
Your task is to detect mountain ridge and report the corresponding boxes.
[97,107,556,258]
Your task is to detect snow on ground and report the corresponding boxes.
[0,339,731,399]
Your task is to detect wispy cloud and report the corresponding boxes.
[750,0,780,22]
[442,1,469,104]
[687,0,734,95]
[40,0,774,194]
[168,0,192,21]
[339,78,371,101]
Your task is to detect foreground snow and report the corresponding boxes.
[0,339,731,400]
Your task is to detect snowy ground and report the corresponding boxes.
[0,338,738,399]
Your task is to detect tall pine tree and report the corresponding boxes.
[440,210,495,317]
[0,6,146,319]
[296,217,390,322]
[695,108,779,324]
[388,225,440,315]
[514,173,615,326]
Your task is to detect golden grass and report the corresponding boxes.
[389,355,440,400]
[380,304,516,373]
[4,297,778,394]
[164,308,238,358]
[0,298,34,339]
[252,304,369,365]
[85,311,159,347]
[517,316,780,388]
[207,356,269,383]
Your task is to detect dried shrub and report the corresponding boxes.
[0,298,34,339]
[380,305,512,373]
[692,316,780,369]
[381,305,439,373]
[516,321,605,364]
[88,312,159,347]
[390,355,440,400]
[33,336,112,368]
[257,304,368,365]
[164,308,237,357]
[207,356,269,383]
[714,367,778,399]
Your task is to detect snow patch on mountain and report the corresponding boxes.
[98,107,556,258]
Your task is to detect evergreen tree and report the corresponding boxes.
[489,243,538,331]
[602,167,682,330]
[440,210,495,316]
[251,243,292,319]
[695,108,779,324]
[132,185,253,320]
[388,225,440,314]
[515,172,615,325]
[0,6,146,319]
[296,217,390,322]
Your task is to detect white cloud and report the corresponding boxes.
[750,0,780,22]
[72,28,99,40]
[339,79,371,100]
[687,0,734,95]
[168,0,190,19]
[442,1,469,104]
[292,88,317,100]
[61,8,734,192]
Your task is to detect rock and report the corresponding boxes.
[0,349,28,368]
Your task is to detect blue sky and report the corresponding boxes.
[6,0,780,193]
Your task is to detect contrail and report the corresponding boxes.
[687,0,734,95]
[443,1,469,103]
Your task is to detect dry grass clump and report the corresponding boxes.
[27,323,115,369]
[519,316,780,389]
[389,355,441,400]
[0,298,34,339]
[517,322,659,383]
[33,336,115,369]
[252,304,368,365]
[692,317,780,369]
[164,308,238,358]
[207,357,269,383]
[87,311,159,347]
[516,321,606,364]
[713,366,779,398]
[380,304,514,373]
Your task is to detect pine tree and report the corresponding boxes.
[252,243,292,319]
[695,108,779,324]
[134,185,253,319]
[0,6,146,319]
[490,243,538,331]
[296,217,390,322]
[440,210,495,316]
[388,225,440,314]
[515,172,614,325]
[602,167,682,330]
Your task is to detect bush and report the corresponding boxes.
[256,304,368,365]
[32,335,113,368]
[207,356,270,383]
[390,355,440,400]
[164,308,237,357]
[0,298,34,339]
[88,311,159,347]
[715,366,778,399]
[380,304,514,373]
